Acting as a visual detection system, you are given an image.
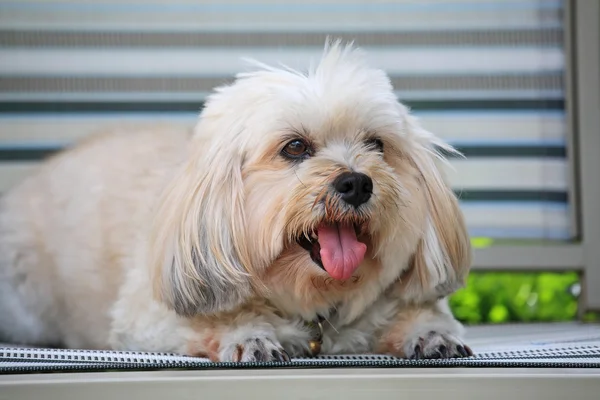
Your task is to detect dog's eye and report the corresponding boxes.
[365,137,384,153]
[282,139,311,159]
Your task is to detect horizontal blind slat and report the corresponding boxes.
[0,48,565,76]
[0,112,566,146]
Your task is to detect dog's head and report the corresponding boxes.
[150,40,471,317]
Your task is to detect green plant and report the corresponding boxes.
[449,271,580,325]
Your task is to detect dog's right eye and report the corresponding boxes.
[282,139,311,160]
[365,137,384,153]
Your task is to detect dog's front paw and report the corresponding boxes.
[220,336,290,363]
[404,330,473,360]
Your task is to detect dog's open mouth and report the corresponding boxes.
[297,223,367,281]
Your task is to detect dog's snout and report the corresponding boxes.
[333,172,373,208]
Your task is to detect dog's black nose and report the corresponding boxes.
[333,172,373,208]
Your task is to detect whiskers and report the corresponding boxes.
[294,170,307,188]
[322,313,340,334]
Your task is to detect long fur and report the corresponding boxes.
[0,40,472,360]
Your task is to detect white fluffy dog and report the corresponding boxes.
[0,41,472,362]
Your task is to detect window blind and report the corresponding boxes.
[0,0,571,241]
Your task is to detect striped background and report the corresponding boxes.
[0,0,572,241]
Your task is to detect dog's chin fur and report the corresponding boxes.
[0,40,473,361]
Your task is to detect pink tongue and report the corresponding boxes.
[317,224,367,280]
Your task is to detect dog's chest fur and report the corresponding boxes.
[268,285,401,356]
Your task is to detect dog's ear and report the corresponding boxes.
[401,113,472,301]
[149,139,254,317]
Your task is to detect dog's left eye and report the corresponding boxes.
[282,139,311,160]
[365,137,384,153]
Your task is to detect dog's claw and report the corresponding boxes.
[404,332,472,360]
[437,345,448,358]
[271,349,290,362]
[253,348,267,362]
[410,344,423,360]
[282,349,291,362]
[464,345,474,357]
[222,336,289,363]
[457,345,468,358]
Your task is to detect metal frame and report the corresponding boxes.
[2,368,600,400]
[470,0,600,313]
[472,244,583,271]
[564,0,581,240]
[571,0,600,311]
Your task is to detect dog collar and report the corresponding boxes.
[305,315,325,357]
